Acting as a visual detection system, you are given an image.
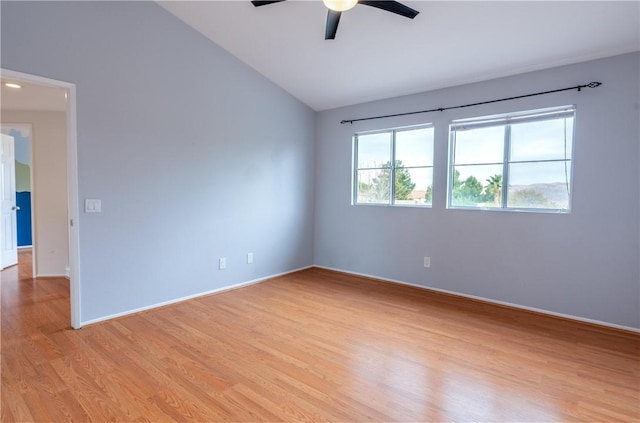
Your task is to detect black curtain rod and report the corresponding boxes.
[340,81,602,125]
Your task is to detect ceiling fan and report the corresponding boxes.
[251,0,420,40]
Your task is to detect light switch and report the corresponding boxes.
[85,199,102,213]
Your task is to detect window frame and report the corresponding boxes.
[447,106,576,213]
[352,123,434,207]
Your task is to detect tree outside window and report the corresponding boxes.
[354,126,433,207]
[448,107,574,212]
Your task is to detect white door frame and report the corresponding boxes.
[1,68,82,329]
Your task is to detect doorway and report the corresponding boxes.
[0,69,81,329]
[1,123,33,273]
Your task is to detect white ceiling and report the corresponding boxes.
[0,79,67,112]
[1,2,637,113]
[159,0,640,111]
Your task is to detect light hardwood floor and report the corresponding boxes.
[2,251,639,422]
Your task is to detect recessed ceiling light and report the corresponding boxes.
[4,83,21,89]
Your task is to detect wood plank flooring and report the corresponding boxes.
[2,251,639,422]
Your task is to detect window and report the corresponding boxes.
[354,125,434,206]
[448,106,575,212]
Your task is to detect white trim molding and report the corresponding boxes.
[80,266,313,327]
[313,265,640,334]
[1,68,81,329]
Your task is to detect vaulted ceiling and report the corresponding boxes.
[159,1,640,111]
[2,2,638,113]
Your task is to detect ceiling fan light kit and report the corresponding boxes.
[323,0,358,12]
[251,0,419,40]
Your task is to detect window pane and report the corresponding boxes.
[357,132,391,169]
[453,125,504,165]
[395,127,434,167]
[508,161,571,209]
[451,165,503,207]
[510,117,574,162]
[356,169,389,204]
[394,167,432,206]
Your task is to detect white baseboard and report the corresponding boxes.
[313,265,640,334]
[77,263,639,334]
[79,265,314,328]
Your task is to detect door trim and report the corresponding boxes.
[1,68,82,329]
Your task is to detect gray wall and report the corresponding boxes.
[315,53,640,329]
[2,2,637,330]
[1,1,316,324]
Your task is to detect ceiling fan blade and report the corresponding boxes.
[251,1,286,7]
[325,10,342,40]
[358,1,419,19]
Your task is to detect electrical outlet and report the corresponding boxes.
[424,256,431,268]
[247,252,253,264]
[219,257,226,270]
